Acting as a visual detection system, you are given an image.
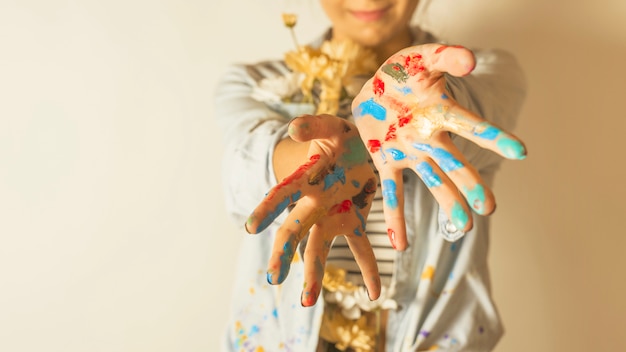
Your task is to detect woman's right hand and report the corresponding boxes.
[245,114,381,307]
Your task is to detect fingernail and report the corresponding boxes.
[387,228,397,249]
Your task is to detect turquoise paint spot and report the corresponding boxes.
[272,308,278,319]
[497,137,526,159]
[385,148,406,161]
[356,98,387,121]
[416,162,442,188]
[249,325,260,337]
[257,191,302,232]
[323,166,346,191]
[441,93,449,99]
[382,179,398,209]
[295,219,300,224]
[464,184,486,213]
[351,180,360,188]
[341,136,368,167]
[473,122,500,140]
[413,143,463,172]
[450,201,469,230]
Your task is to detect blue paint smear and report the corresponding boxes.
[323,165,346,191]
[355,210,366,234]
[473,122,500,140]
[385,148,407,161]
[382,179,398,209]
[249,325,260,337]
[272,308,278,319]
[356,98,387,121]
[395,86,413,95]
[413,143,463,172]
[416,162,442,188]
[441,93,449,99]
[257,190,302,232]
[351,180,360,188]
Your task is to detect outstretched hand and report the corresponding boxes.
[352,44,527,250]
[245,114,381,306]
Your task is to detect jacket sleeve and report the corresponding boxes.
[446,49,527,177]
[213,64,290,224]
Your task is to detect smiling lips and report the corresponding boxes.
[350,6,390,21]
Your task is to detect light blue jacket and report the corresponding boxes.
[214,27,526,352]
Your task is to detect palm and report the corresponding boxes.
[352,44,527,249]
[246,114,381,306]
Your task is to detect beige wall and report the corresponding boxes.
[1,0,624,351]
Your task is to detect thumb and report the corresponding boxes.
[288,114,353,142]
[428,44,476,77]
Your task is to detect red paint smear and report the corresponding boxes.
[302,282,319,307]
[367,139,381,153]
[328,199,353,216]
[382,95,413,127]
[387,229,396,249]
[398,115,412,127]
[403,53,425,76]
[373,76,385,96]
[435,44,464,54]
[385,123,397,141]
[267,154,321,200]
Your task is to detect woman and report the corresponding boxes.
[215,0,527,350]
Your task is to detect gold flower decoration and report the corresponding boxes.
[281,13,377,115]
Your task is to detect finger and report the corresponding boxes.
[245,154,325,234]
[427,44,476,77]
[344,233,381,300]
[301,225,332,307]
[445,106,528,160]
[413,157,473,232]
[266,202,325,285]
[377,167,408,251]
[288,114,354,142]
[412,141,496,215]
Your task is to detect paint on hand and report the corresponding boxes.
[416,161,442,188]
[254,190,302,233]
[402,53,425,75]
[387,228,396,249]
[352,177,377,209]
[373,75,385,96]
[385,148,407,161]
[341,136,369,167]
[385,123,397,141]
[464,184,486,213]
[328,199,353,216]
[450,201,469,230]
[381,62,409,83]
[323,165,346,191]
[496,137,526,159]
[355,210,367,236]
[355,98,387,121]
[267,233,297,284]
[472,122,500,140]
[413,143,463,172]
[367,139,382,153]
[382,179,399,209]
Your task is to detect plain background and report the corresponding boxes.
[1,0,625,351]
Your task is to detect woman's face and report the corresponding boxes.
[319,0,419,48]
